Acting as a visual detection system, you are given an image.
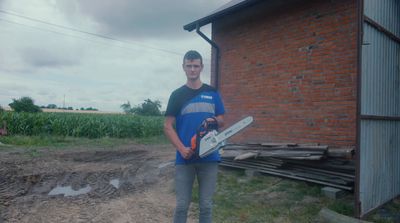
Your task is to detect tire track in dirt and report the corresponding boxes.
[0,144,178,222]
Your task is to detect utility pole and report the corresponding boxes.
[63,94,65,109]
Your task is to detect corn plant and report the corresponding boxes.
[0,111,164,138]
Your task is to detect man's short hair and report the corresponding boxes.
[183,50,203,64]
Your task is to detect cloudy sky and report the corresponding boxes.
[0,0,230,112]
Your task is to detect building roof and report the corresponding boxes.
[183,0,262,32]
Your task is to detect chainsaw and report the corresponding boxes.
[191,116,253,158]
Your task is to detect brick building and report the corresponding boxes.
[185,0,400,218]
[186,0,358,147]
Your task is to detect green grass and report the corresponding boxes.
[0,135,75,147]
[190,168,355,223]
[134,134,169,145]
[0,134,168,157]
[364,197,400,223]
[0,134,167,147]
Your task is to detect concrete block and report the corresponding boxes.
[244,169,262,177]
[322,187,345,199]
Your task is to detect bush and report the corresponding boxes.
[9,97,42,113]
[121,99,162,116]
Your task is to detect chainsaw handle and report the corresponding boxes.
[201,116,218,131]
[190,134,197,151]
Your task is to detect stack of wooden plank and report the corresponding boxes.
[220,143,355,191]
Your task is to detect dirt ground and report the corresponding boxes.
[2,143,399,223]
[0,144,195,223]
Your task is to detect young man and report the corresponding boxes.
[164,50,225,223]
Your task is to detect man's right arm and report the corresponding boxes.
[164,116,193,159]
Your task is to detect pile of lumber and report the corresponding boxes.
[220,143,355,191]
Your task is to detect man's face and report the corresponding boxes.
[183,59,203,81]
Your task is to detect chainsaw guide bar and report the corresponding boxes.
[199,116,253,158]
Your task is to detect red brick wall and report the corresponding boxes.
[212,0,358,146]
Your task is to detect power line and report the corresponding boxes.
[0,18,152,54]
[0,9,183,56]
[0,17,212,66]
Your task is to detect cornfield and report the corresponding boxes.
[0,111,164,138]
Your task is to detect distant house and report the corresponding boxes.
[184,0,399,218]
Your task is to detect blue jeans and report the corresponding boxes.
[173,162,219,223]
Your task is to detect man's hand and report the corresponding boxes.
[179,147,194,159]
[165,116,194,159]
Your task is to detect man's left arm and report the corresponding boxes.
[213,91,225,128]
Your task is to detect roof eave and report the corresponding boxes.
[183,0,262,32]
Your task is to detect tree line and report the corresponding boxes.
[0,96,163,116]
[41,104,99,111]
[120,99,163,116]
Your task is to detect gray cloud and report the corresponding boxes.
[21,47,80,68]
[59,0,225,39]
[0,0,228,112]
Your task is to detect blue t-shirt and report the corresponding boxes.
[165,84,225,164]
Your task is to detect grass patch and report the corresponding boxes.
[0,134,168,155]
[0,135,71,147]
[189,168,356,223]
[0,134,168,158]
[364,196,400,223]
[0,134,168,147]
[327,199,354,216]
[134,134,169,145]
